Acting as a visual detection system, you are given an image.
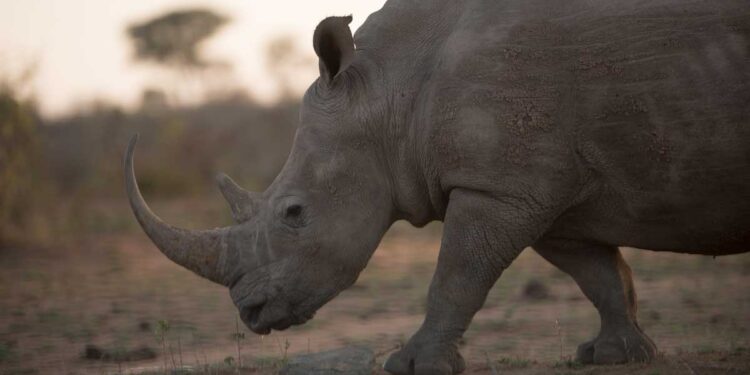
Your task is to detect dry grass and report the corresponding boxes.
[0,198,748,375]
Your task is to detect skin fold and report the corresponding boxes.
[125,1,750,374]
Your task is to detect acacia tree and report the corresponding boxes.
[127,9,231,106]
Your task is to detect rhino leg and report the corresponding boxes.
[385,190,549,375]
[533,239,657,364]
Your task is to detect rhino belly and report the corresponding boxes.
[547,180,750,255]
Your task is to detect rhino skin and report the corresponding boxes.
[125,0,750,374]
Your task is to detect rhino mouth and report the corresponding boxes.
[239,299,313,335]
[240,303,272,334]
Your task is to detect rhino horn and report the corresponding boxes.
[216,173,258,223]
[124,134,232,286]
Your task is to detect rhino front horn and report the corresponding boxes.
[124,134,233,286]
[216,173,258,223]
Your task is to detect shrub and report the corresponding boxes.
[0,83,37,245]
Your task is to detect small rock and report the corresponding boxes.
[280,346,375,375]
[83,344,157,362]
[681,296,702,309]
[138,321,151,332]
[709,313,724,324]
[648,310,661,321]
[84,344,104,360]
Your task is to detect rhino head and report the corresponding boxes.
[125,16,396,334]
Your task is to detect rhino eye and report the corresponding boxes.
[285,204,302,218]
[280,202,306,228]
[283,204,306,228]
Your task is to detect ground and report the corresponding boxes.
[1,198,748,375]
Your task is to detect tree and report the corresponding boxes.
[127,9,231,105]
[128,8,228,69]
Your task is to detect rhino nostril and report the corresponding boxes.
[241,303,265,327]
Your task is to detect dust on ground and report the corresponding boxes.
[1,199,748,375]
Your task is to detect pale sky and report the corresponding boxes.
[0,0,385,118]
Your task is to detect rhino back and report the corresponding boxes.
[563,2,750,193]
[358,0,750,251]
[559,3,750,251]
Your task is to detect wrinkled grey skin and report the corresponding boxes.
[125,0,750,374]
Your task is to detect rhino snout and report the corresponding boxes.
[238,296,304,334]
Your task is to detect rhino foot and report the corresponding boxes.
[576,328,657,364]
[383,338,465,375]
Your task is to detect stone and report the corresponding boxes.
[280,346,375,375]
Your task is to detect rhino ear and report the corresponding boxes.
[313,15,354,83]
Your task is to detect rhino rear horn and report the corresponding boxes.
[124,134,233,286]
[216,173,258,223]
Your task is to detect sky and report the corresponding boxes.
[0,0,385,118]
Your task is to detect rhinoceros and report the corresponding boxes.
[125,0,750,373]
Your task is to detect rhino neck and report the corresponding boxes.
[385,138,447,227]
[354,65,448,228]
[351,2,465,226]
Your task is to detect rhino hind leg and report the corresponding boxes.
[533,240,657,364]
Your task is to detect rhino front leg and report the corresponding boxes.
[533,239,657,364]
[384,190,550,375]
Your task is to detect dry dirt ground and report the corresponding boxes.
[1,199,749,375]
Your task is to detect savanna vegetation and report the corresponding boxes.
[0,69,37,245]
[0,6,748,375]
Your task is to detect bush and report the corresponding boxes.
[0,84,37,245]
